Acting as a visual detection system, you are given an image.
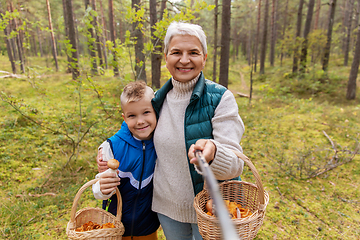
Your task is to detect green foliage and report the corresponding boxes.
[262,65,347,99]
[278,30,296,57]
[307,29,327,63]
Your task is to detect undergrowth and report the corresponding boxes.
[1,55,360,239]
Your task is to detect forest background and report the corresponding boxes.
[0,0,360,239]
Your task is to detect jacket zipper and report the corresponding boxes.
[130,141,146,239]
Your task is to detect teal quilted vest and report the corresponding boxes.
[151,72,227,195]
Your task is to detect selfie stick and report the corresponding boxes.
[195,150,240,240]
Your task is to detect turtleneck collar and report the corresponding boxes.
[170,74,200,99]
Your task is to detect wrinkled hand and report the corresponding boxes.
[188,139,216,165]
[97,148,109,173]
[99,170,120,195]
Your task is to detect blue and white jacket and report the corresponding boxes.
[92,122,159,237]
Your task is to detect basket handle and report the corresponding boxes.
[233,151,266,211]
[69,178,122,223]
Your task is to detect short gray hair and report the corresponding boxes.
[164,21,207,56]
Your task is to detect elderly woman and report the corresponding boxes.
[150,22,245,239]
[97,22,245,240]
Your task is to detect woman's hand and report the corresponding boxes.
[99,171,120,195]
[188,139,216,165]
[97,148,109,173]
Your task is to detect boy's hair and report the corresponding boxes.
[120,81,154,107]
[164,21,207,56]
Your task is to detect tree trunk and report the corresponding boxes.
[9,3,25,73]
[132,0,147,82]
[322,0,337,71]
[233,21,240,62]
[99,0,108,69]
[64,0,80,79]
[292,0,304,73]
[254,0,262,72]
[16,11,26,65]
[150,0,161,88]
[260,0,269,74]
[212,0,219,82]
[219,0,231,87]
[160,0,166,17]
[355,1,360,39]
[344,0,355,66]
[342,0,348,53]
[0,12,16,73]
[46,0,59,71]
[247,9,253,66]
[62,0,72,73]
[346,24,360,100]
[353,0,360,51]
[10,31,18,61]
[269,0,277,66]
[311,0,322,63]
[280,0,289,66]
[85,0,98,75]
[300,0,315,72]
[91,0,104,72]
[314,0,322,30]
[109,0,119,76]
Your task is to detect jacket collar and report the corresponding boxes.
[190,71,205,103]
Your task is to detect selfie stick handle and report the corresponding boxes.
[195,150,240,240]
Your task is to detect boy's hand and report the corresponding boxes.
[97,148,109,173]
[99,171,120,195]
[188,139,216,165]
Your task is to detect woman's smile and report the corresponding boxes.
[177,67,193,72]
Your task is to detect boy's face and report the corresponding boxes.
[122,96,157,140]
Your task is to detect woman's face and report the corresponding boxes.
[165,35,207,83]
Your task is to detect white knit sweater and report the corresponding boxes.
[152,75,245,223]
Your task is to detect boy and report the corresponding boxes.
[92,81,159,240]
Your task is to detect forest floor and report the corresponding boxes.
[0,55,360,239]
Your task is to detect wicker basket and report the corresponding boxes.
[66,178,125,240]
[193,151,269,240]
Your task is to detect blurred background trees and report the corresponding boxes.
[0,0,358,98]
